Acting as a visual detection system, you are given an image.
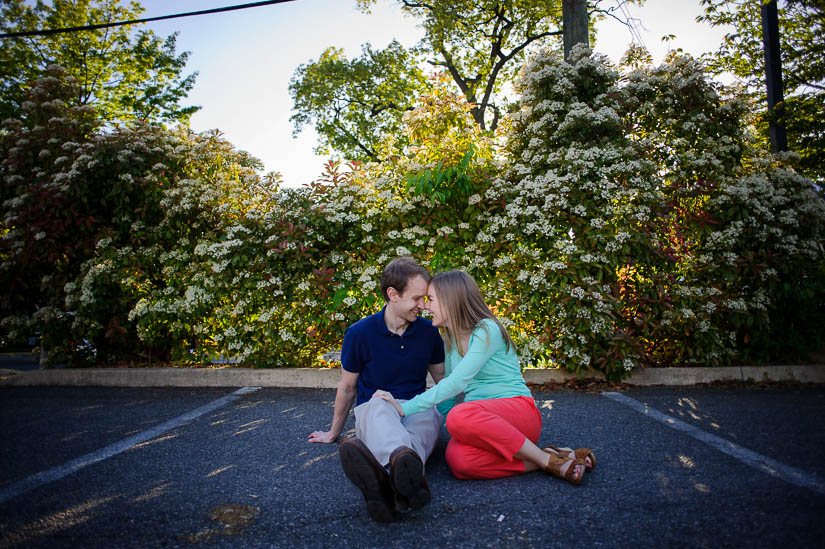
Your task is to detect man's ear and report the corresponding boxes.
[386,287,399,301]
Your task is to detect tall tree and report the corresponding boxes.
[0,0,199,125]
[698,0,824,182]
[289,41,427,161]
[359,0,565,132]
[293,1,641,160]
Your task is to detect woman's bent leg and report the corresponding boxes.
[444,396,541,479]
[446,438,528,479]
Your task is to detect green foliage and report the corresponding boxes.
[378,0,566,131]
[3,48,822,373]
[401,75,491,204]
[0,67,255,365]
[405,146,475,205]
[295,0,649,160]
[478,45,824,379]
[289,41,427,161]
[0,0,199,125]
[292,0,581,160]
[300,81,498,302]
[356,0,645,131]
[698,0,825,183]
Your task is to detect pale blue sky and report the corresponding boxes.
[139,1,729,187]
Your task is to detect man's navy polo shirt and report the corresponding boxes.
[342,307,445,406]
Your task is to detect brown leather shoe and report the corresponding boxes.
[339,438,397,523]
[388,446,430,511]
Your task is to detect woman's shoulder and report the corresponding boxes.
[472,318,505,343]
[476,317,498,330]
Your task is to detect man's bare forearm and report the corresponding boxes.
[428,362,445,384]
[329,384,356,438]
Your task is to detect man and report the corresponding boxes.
[308,257,446,523]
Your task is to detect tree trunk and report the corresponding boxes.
[563,0,589,61]
[761,0,787,152]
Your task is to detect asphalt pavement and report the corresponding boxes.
[1,384,824,548]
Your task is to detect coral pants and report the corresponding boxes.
[445,395,542,480]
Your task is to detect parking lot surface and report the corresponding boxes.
[1,385,824,547]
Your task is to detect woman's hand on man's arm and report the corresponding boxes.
[372,390,405,416]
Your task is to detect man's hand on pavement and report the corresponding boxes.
[308,430,337,443]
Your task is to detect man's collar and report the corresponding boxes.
[377,306,417,336]
[376,307,392,335]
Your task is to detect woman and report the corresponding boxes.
[374,270,595,484]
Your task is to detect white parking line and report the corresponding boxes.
[0,386,261,505]
[602,391,825,496]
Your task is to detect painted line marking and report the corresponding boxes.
[0,386,261,505]
[602,391,825,496]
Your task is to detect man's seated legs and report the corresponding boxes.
[352,397,442,512]
[399,402,442,463]
[355,396,441,465]
[339,438,397,523]
[354,396,412,465]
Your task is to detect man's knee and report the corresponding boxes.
[358,397,401,430]
[363,396,396,414]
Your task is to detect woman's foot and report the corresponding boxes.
[542,453,586,485]
[543,446,597,473]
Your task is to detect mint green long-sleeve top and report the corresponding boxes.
[400,318,532,417]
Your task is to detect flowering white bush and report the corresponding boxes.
[475,46,668,376]
[1,66,182,364]
[1,67,273,365]
[3,58,823,373]
[291,80,500,342]
[124,79,498,367]
[473,45,824,378]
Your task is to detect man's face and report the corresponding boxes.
[388,275,429,324]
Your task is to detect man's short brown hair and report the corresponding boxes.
[380,256,431,301]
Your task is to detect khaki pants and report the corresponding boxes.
[354,397,442,466]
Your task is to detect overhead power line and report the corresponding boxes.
[0,0,298,39]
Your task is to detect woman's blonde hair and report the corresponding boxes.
[430,270,513,355]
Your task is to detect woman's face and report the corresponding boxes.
[423,284,445,327]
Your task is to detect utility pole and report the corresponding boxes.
[761,0,787,152]
[563,0,589,61]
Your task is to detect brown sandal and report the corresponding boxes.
[542,452,586,485]
[544,446,597,472]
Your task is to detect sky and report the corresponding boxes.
[138,0,731,188]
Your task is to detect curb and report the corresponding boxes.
[0,367,339,388]
[525,365,825,385]
[1,365,824,388]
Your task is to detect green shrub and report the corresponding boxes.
[475,46,824,379]
[3,56,823,373]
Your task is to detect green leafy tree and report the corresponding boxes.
[294,0,641,160]
[0,0,199,125]
[289,41,427,161]
[698,0,825,183]
[366,0,565,132]
[0,66,256,365]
